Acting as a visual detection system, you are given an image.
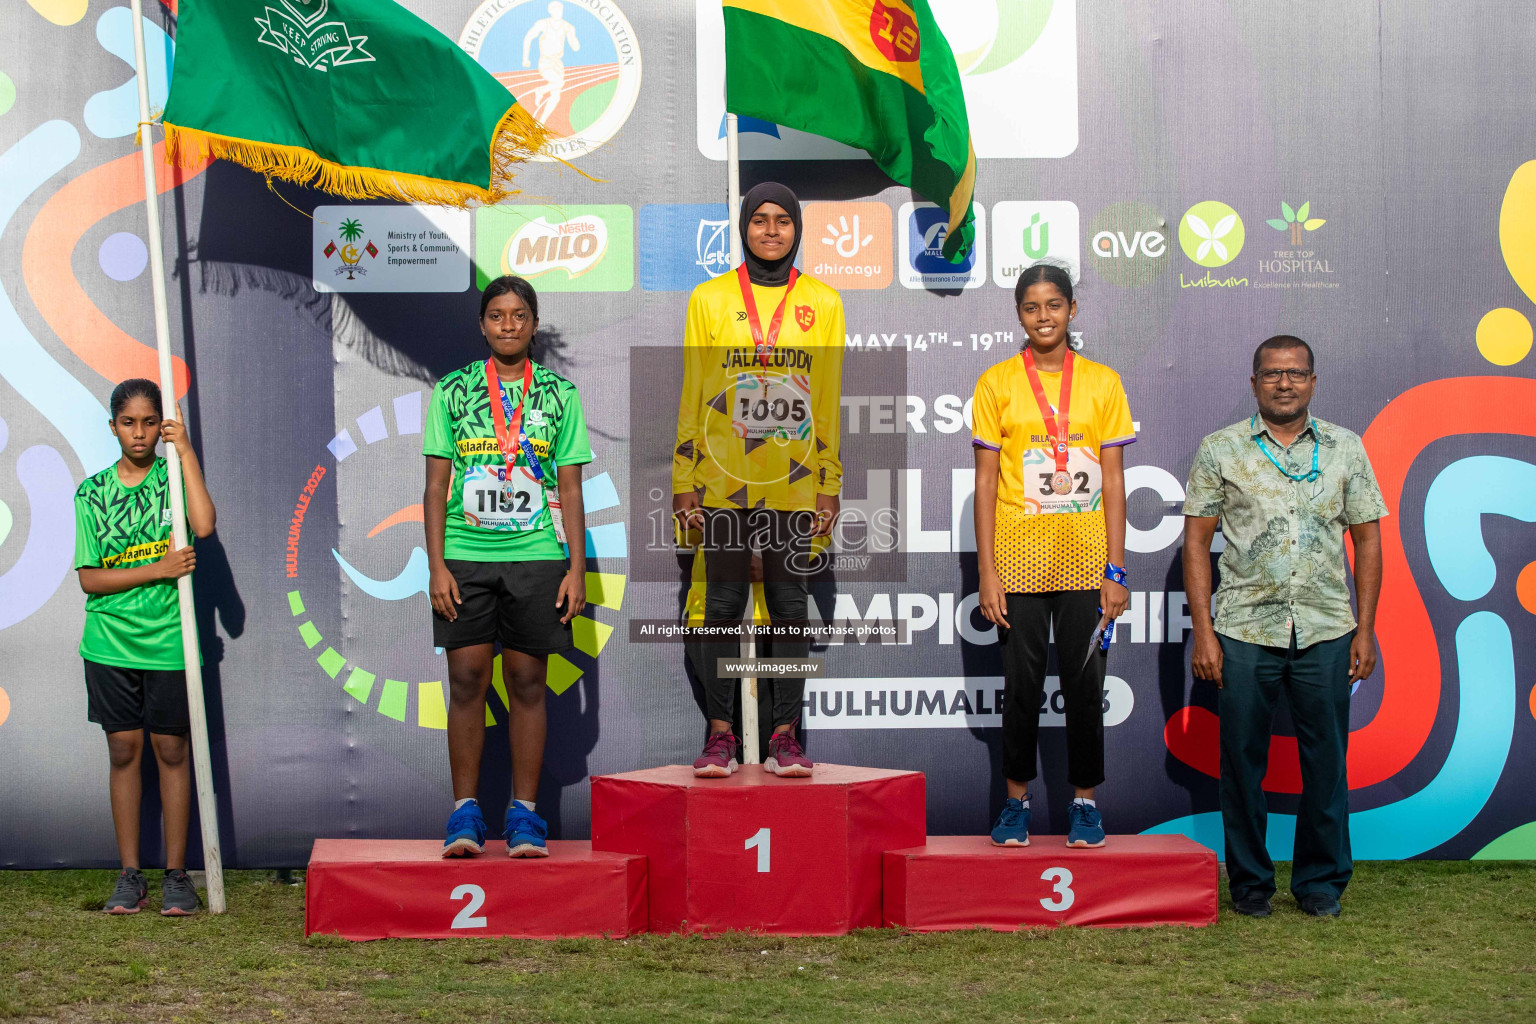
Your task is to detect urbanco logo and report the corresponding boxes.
[1178,201,1244,268]
[283,391,629,730]
[1087,202,1169,287]
[992,201,1080,288]
[474,204,633,292]
[460,0,642,162]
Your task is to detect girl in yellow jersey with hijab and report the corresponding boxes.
[673,182,845,777]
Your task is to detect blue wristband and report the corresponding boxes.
[1104,563,1128,586]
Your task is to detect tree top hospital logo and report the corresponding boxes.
[694,0,1076,159]
[1178,201,1245,268]
[283,391,629,731]
[460,0,642,162]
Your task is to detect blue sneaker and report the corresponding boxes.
[442,802,487,858]
[1067,801,1106,848]
[505,804,550,858]
[990,797,1030,847]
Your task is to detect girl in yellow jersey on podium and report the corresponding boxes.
[972,264,1135,849]
[672,183,845,778]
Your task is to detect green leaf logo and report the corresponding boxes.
[1268,202,1325,244]
[1178,201,1245,268]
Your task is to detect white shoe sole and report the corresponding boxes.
[693,758,739,778]
[763,757,813,778]
[507,842,550,858]
[441,838,485,858]
[1066,838,1106,848]
[990,837,1030,848]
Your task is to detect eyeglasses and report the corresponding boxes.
[1255,368,1313,384]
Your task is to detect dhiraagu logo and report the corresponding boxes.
[284,390,628,730]
[1178,201,1245,268]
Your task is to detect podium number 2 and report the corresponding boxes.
[450,883,487,929]
[1040,867,1075,912]
[745,827,771,873]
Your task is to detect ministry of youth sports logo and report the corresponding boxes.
[460,0,642,162]
[255,0,375,71]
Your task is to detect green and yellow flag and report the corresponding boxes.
[161,0,549,206]
[724,0,976,260]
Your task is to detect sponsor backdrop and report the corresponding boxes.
[2,0,1534,867]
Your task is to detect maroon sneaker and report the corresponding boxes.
[765,730,813,777]
[692,731,740,778]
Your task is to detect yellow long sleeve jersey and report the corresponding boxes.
[673,271,846,510]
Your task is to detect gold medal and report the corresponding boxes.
[1050,471,1073,495]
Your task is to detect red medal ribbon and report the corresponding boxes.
[1022,347,1075,476]
[737,262,800,367]
[485,357,534,482]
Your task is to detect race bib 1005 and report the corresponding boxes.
[731,372,812,440]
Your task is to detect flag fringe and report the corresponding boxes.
[162,105,554,208]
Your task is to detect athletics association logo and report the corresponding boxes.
[321,217,378,280]
[475,204,634,292]
[255,0,375,71]
[460,0,642,162]
[283,391,629,730]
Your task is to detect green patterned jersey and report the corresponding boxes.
[74,458,188,669]
[423,359,592,562]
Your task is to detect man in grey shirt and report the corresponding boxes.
[1181,335,1386,919]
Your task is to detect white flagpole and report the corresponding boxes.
[130,0,225,913]
[724,112,760,764]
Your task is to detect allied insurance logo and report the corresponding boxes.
[460,0,642,162]
[283,391,629,730]
[475,204,634,291]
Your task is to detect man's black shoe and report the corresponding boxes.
[1233,895,1272,917]
[1298,892,1341,917]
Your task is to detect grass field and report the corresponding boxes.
[2,862,1534,1023]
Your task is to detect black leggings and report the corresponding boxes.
[999,590,1106,788]
[698,508,811,729]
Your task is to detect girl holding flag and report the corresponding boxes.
[971,264,1135,849]
[75,379,215,915]
[424,275,591,858]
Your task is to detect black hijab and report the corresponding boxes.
[739,182,802,286]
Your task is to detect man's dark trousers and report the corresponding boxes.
[1218,629,1354,903]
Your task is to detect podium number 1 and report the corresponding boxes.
[450,883,488,929]
[745,827,771,873]
[1040,867,1075,912]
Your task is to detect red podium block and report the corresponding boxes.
[883,834,1217,931]
[591,764,925,935]
[305,839,647,940]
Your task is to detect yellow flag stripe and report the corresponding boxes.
[724,0,926,97]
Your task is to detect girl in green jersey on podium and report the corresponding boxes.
[74,379,216,915]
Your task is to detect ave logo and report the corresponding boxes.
[1087,202,1170,287]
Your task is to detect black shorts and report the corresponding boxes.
[83,660,190,735]
[433,559,574,655]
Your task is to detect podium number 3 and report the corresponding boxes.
[745,827,771,873]
[450,883,488,929]
[1040,867,1075,912]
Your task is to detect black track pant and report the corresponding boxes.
[999,590,1106,788]
[699,508,811,729]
